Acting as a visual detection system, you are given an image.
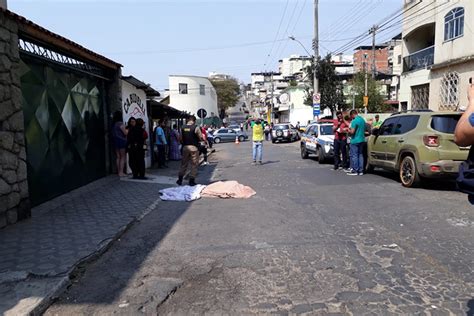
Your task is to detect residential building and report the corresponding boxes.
[399,0,474,111]
[168,75,219,119]
[277,86,313,125]
[278,55,312,81]
[353,45,390,74]
[388,34,403,103]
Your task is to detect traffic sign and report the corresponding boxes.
[363,96,369,107]
[313,103,320,116]
[197,108,207,119]
[313,93,321,104]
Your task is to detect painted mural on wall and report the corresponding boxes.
[121,80,151,168]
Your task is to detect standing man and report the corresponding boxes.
[177,115,203,186]
[332,111,349,171]
[372,114,383,129]
[347,110,366,176]
[155,119,168,169]
[296,121,301,131]
[251,118,265,165]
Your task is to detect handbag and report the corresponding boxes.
[456,146,474,196]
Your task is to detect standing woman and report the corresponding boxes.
[112,111,128,177]
[169,124,182,161]
[126,117,137,176]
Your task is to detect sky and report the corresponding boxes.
[9,0,402,92]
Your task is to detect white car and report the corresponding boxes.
[300,122,335,163]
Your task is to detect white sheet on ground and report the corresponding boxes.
[159,185,206,201]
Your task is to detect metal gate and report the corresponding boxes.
[20,51,107,206]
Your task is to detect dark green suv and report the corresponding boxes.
[367,111,469,187]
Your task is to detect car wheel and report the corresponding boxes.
[400,155,421,188]
[365,160,375,173]
[318,147,326,164]
[214,137,221,144]
[301,145,309,159]
[238,136,245,142]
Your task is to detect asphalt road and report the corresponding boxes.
[46,140,474,315]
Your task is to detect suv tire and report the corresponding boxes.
[366,161,375,173]
[318,147,325,164]
[214,137,221,144]
[301,145,309,159]
[400,155,421,188]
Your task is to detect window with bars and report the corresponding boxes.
[444,7,464,41]
[439,72,459,111]
[411,84,429,110]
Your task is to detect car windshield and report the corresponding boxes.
[275,125,289,130]
[430,115,461,134]
[320,125,333,135]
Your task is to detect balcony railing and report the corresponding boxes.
[403,45,434,72]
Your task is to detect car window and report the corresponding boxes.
[431,115,461,134]
[392,115,419,135]
[218,129,227,134]
[380,117,399,136]
[320,125,333,135]
[307,126,316,135]
[275,125,289,130]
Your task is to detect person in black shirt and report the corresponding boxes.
[128,118,147,179]
[177,115,203,186]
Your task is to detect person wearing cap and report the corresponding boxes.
[372,114,383,129]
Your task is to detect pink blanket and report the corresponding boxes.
[201,181,256,199]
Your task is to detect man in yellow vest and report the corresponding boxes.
[251,118,265,165]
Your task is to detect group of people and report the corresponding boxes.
[332,111,383,176]
[111,111,149,179]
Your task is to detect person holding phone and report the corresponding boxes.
[454,78,474,146]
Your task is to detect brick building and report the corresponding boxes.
[353,45,390,74]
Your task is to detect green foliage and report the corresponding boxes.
[210,77,241,112]
[352,72,386,112]
[304,54,346,113]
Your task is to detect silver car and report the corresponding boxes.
[213,128,248,143]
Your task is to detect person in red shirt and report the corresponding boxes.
[333,111,350,171]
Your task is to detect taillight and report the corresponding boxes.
[423,135,439,147]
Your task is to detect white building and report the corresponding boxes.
[399,0,474,111]
[277,86,313,125]
[278,55,312,81]
[168,75,218,118]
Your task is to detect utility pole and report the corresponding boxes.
[370,25,378,79]
[270,72,274,123]
[364,53,368,115]
[312,0,319,120]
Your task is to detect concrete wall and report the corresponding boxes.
[0,10,30,228]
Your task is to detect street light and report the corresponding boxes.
[288,36,313,57]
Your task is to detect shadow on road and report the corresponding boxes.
[47,164,217,311]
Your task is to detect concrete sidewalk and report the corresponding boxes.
[0,152,213,315]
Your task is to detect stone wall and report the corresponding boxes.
[0,10,30,228]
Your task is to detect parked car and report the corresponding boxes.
[213,128,248,143]
[367,111,469,187]
[271,123,299,143]
[300,122,335,163]
[228,124,241,133]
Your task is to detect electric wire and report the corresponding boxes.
[263,0,290,69]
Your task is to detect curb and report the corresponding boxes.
[28,197,162,316]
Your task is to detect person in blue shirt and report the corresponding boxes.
[155,119,168,168]
[348,110,366,176]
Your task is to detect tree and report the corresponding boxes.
[210,77,240,118]
[352,72,386,112]
[304,54,345,113]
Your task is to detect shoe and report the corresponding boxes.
[176,176,183,186]
[347,171,358,176]
[252,161,256,165]
[203,162,209,165]
[343,168,352,173]
[332,167,338,171]
[258,161,263,165]
[358,172,364,176]
[189,178,197,186]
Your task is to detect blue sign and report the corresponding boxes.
[313,103,320,116]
